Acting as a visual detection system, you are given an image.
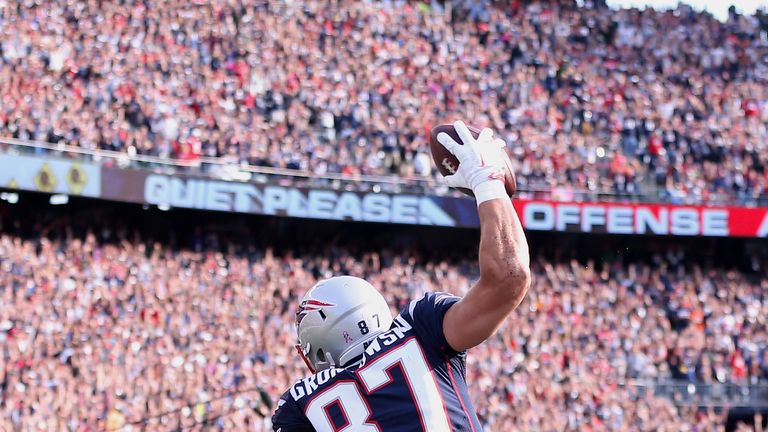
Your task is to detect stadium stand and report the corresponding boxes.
[0,199,766,431]
[2,0,768,431]
[1,1,768,204]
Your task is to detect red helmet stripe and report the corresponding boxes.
[296,299,336,326]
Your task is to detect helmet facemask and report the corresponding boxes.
[295,343,336,374]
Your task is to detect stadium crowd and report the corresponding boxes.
[1,1,768,204]
[1,215,766,431]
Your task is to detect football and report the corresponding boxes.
[429,124,517,197]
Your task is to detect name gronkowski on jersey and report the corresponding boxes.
[272,292,482,432]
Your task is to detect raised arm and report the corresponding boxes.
[443,197,530,351]
[437,121,531,352]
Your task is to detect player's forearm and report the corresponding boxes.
[477,198,530,305]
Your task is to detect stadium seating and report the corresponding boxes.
[0,1,767,204]
[0,211,765,430]
[2,0,768,430]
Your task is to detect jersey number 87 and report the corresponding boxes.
[304,338,451,431]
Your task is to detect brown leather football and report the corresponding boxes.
[429,124,517,197]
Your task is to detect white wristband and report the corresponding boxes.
[473,180,507,206]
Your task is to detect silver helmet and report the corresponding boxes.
[295,276,393,373]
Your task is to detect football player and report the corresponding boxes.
[272,121,531,431]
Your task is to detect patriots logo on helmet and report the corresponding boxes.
[296,299,336,326]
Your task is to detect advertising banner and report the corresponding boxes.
[100,169,469,227]
[0,154,101,197]
[99,168,768,238]
[515,200,767,238]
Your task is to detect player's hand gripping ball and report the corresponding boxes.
[429,121,516,197]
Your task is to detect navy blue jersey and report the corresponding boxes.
[272,292,482,432]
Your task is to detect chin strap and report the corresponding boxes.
[314,351,336,372]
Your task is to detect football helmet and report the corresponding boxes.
[295,276,393,373]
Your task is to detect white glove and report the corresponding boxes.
[437,120,508,205]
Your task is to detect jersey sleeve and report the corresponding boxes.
[271,393,314,432]
[400,291,463,358]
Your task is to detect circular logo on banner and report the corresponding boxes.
[34,164,57,192]
[67,163,87,194]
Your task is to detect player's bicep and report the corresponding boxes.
[443,277,525,352]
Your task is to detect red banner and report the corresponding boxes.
[512,200,768,238]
